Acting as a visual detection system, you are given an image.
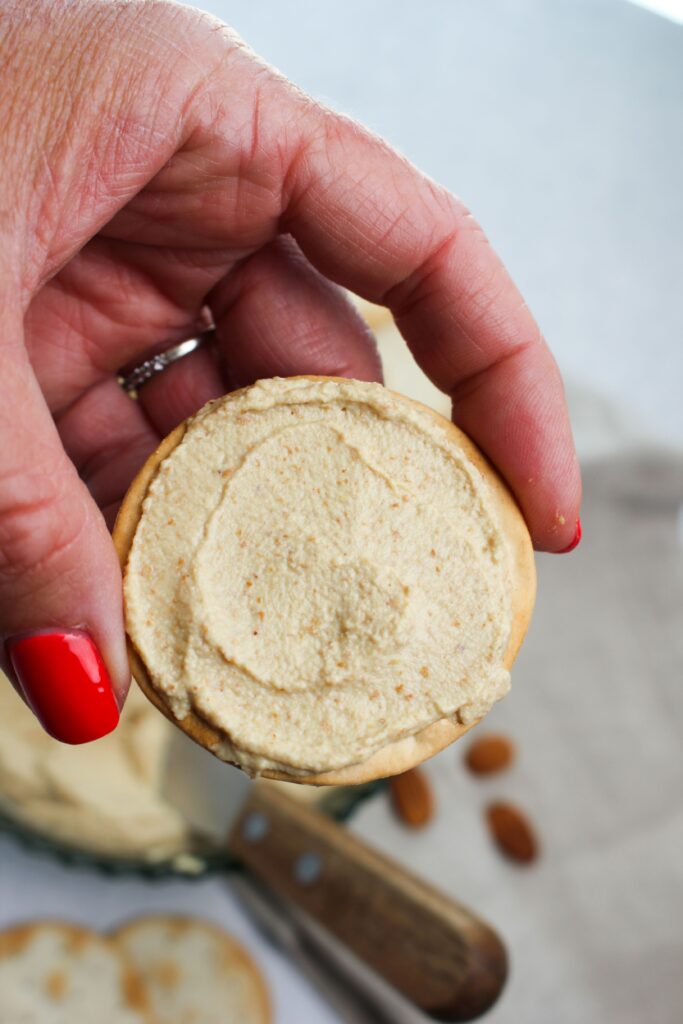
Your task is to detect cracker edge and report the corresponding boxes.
[112,377,536,786]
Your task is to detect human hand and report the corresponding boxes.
[0,0,580,742]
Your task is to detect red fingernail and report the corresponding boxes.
[5,630,119,744]
[558,517,582,554]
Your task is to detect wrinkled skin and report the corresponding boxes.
[0,0,580,709]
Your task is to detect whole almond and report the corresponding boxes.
[486,802,538,864]
[389,768,434,828]
[465,734,515,775]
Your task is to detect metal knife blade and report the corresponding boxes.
[161,727,252,842]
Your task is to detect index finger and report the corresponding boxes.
[282,105,581,552]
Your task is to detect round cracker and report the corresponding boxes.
[112,915,270,1024]
[0,921,151,1022]
[114,377,535,785]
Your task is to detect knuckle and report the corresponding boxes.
[125,1,242,70]
[0,469,86,585]
[384,205,484,318]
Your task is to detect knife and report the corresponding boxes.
[163,728,507,1022]
[232,872,431,1023]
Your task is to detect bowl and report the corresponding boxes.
[0,781,383,878]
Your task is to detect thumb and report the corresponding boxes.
[1,330,128,744]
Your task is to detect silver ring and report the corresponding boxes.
[118,334,209,395]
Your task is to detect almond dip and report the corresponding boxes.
[124,377,514,777]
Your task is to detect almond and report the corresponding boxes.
[465,734,515,775]
[389,768,434,828]
[485,802,538,864]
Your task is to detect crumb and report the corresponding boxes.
[45,970,67,1000]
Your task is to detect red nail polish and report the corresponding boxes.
[5,630,119,744]
[558,517,582,554]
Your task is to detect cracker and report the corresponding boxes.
[113,916,270,1024]
[114,377,535,784]
[0,922,151,1023]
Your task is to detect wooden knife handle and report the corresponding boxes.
[229,784,507,1021]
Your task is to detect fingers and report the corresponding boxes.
[279,105,581,550]
[17,0,579,552]
[133,342,225,440]
[56,237,380,526]
[57,378,160,525]
[445,339,580,553]
[24,238,219,416]
[0,332,128,742]
[208,237,382,388]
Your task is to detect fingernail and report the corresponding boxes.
[5,630,119,744]
[558,517,582,554]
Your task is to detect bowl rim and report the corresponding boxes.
[0,780,384,878]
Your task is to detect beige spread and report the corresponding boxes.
[125,377,513,777]
[0,677,190,860]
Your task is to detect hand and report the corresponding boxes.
[0,0,580,742]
